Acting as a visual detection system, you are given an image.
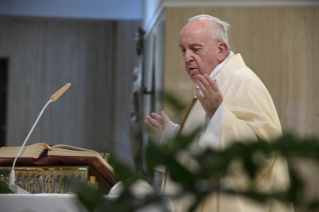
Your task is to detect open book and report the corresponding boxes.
[0,143,116,186]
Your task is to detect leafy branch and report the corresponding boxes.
[69,132,319,212]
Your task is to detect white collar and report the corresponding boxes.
[209,51,234,79]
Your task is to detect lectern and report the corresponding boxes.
[0,145,117,194]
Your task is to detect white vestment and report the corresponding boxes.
[161,54,293,212]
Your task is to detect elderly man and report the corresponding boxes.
[145,15,292,212]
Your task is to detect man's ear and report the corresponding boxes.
[217,42,228,62]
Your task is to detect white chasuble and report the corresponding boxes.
[163,54,293,212]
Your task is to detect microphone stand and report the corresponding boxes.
[8,83,71,194]
[9,100,52,194]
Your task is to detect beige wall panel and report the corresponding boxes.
[164,7,319,203]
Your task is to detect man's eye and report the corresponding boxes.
[193,48,200,53]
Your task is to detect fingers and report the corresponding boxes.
[151,112,163,124]
[144,111,170,133]
[196,75,220,98]
[144,119,157,130]
[161,111,170,126]
[145,115,162,130]
[204,75,219,93]
[196,79,208,97]
[197,75,215,97]
[199,75,212,89]
[198,74,220,92]
[144,119,160,140]
[195,88,205,103]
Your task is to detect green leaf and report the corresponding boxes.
[146,139,200,187]
[160,127,202,155]
[0,170,10,176]
[0,181,13,194]
[108,156,140,188]
[66,180,110,212]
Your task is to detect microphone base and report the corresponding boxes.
[9,184,30,194]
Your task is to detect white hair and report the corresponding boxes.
[188,15,230,49]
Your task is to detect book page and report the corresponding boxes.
[0,146,46,158]
[51,144,92,151]
[48,150,97,157]
[31,143,51,149]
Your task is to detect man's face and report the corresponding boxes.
[179,20,219,83]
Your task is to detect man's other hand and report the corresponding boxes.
[144,111,170,140]
[195,74,223,118]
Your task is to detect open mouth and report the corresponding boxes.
[188,68,198,75]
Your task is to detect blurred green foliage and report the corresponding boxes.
[67,133,319,212]
[2,133,319,211]
[0,181,13,194]
[0,170,12,194]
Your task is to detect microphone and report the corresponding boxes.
[9,83,71,194]
[50,83,71,102]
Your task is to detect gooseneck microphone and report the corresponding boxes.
[9,83,71,194]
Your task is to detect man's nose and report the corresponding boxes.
[184,50,194,62]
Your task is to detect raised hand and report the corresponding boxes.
[144,111,170,140]
[195,74,223,118]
